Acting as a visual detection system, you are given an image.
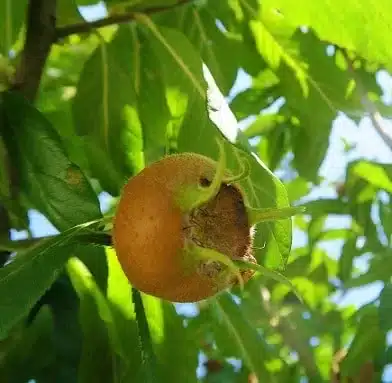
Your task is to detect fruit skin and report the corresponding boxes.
[112,152,256,303]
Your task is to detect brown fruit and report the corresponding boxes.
[112,152,256,303]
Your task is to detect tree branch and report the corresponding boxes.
[55,0,193,40]
[0,0,57,266]
[12,0,57,100]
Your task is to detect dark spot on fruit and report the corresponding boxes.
[199,177,211,187]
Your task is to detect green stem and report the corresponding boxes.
[248,206,306,226]
[177,137,227,212]
[223,155,250,184]
[192,244,244,290]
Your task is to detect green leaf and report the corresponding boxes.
[284,177,310,203]
[76,245,108,292]
[107,248,198,383]
[0,218,104,339]
[154,5,242,95]
[243,114,286,138]
[248,16,308,96]
[67,257,116,383]
[0,0,28,54]
[137,32,173,165]
[379,283,392,332]
[338,237,358,283]
[67,256,133,381]
[345,251,392,288]
[0,306,55,382]
[243,1,379,180]
[72,26,145,195]
[246,299,323,381]
[106,0,179,7]
[0,243,73,340]
[56,0,83,26]
[263,0,392,72]
[230,69,280,120]
[36,274,83,382]
[211,292,273,381]
[139,22,293,268]
[350,161,392,193]
[273,32,353,180]
[379,200,392,244]
[307,216,327,246]
[303,199,350,216]
[0,136,29,230]
[1,91,102,231]
[105,248,145,382]
[156,302,199,383]
[230,85,278,121]
[341,306,384,377]
[138,17,206,139]
[234,259,303,302]
[256,124,289,171]
[133,289,159,383]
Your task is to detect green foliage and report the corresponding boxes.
[0,0,28,55]
[264,0,392,72]
[1,0,392,382]
[1,91,102,231]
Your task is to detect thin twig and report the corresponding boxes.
[343,50,392,151]
[55,0,193,40]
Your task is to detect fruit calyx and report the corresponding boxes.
[174,138,302,293]
[174,139,254,291]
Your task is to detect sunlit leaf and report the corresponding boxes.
[350,161,392,193]
[73,26,145,195]
[67,257,129,380]
[264,0,392,72]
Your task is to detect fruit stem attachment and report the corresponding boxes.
[177,137,227,212]
[247,205,306,226]
[191,244,244,291]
